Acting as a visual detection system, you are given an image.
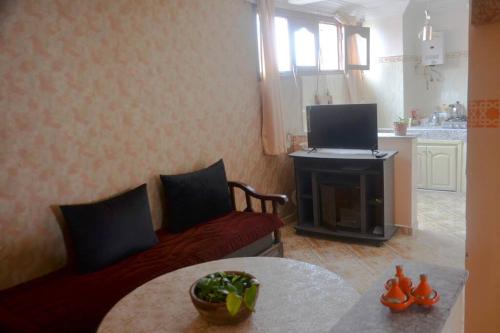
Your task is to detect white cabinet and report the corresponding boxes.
[427,145,458,191]
[417,140,463,192]
[417,145,428,189]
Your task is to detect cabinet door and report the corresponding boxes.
[427,145,458,191]
[416,145,428,189]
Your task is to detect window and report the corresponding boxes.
[256,10,369,75]
[256,15,292,73]
[256,14,262,75]
[345,26,370,70]
[294,27,316,67]
[319,23,339,71]
[275,17,291,72]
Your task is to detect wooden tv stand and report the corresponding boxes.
[289,149,398,244]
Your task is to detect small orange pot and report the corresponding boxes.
[380,278,414,312]
[385,265,413,296]
[413,290,440,308]
[411,274,440,308]
[380,295,414,312]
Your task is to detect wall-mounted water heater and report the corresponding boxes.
[421,31,444,66]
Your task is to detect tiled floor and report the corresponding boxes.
[283,190,466,293]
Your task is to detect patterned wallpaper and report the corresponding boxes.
[468,100,500,128]
[0,0,293,290]
[471,0,500,26]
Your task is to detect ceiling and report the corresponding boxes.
[274,0,468,20]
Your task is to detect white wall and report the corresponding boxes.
[364,16,405,127]
[280,14,406,133]
[301,74,350,108]
[403,1,469,118]
[280,76,303,134]
[369,15,404,57]
[291,15,406,131]
[279,0,469,132]
[281,73,351,135]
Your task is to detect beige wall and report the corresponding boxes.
[0,0,293,290]
[378,135,417,230]
[465,12,500,333]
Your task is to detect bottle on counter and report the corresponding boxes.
[410,109,420,127]
[430,111,440,126]
[454,101,467,120]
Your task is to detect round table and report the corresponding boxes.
[98,257,359,333]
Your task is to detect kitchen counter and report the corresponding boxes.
[379,127,467,142]
[378,132,418,138]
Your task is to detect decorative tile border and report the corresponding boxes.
[471,0,500,26]
[378,55,404,63]
[403,55,421,63]
[377,51,468,64]
[447,51,469,59]
[468,99,500,128]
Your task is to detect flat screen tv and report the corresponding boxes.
[307,104,378,150]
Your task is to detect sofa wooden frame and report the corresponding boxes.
[228,181,288,257]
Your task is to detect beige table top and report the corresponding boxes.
[98,257,359,333]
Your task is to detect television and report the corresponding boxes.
[307,104,378,150]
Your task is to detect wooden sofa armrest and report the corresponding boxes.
[228,181,288,215]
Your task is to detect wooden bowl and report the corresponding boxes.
[189,271,259,325]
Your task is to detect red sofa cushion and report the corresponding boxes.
[0,212,283,333]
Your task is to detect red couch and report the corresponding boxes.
[0,181,287,333]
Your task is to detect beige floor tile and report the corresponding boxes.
[282,190,466,294]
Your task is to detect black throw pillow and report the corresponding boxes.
[160,159,233,233]
[60,184,158,273]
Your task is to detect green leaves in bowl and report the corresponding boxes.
[195,272,259,316]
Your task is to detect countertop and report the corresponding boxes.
[379,127,467,142]
[378,133,418,139]
[331,260,468,333]
[379,127,467,132]
[289,149,398,160]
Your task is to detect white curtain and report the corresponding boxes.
[335,13,366,103]
[257,0,287,155]
[345,33,366,103]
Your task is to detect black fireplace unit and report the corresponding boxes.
[290,150,397,244]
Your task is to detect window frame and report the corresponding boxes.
[289,17,319,74]
[274,15,293,73]
[274,9,344,77]
[318,21,342,72]
[255,8,369,78]
[344,26,371,71]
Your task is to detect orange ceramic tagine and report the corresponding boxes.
[411,274,440,308]
[380,278,413,312]
[385,265,413,295]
